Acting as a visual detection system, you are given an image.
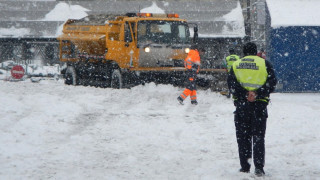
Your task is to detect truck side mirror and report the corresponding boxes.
[194,26,198,33]
[193,26,198,44]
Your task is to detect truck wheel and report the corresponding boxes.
[65,66,77,85]
[111,69,122,89]
[99,66,112,88]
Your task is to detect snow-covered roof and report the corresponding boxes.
[267,0,320,27]
[0,0,245,38]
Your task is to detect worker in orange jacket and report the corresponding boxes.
[177,45,205,105]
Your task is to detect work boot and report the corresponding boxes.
[239,168,250,173]
[254,168,265,177]
[177,96,184,105]
[191,100,198,105]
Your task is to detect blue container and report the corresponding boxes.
[268,26,320,92]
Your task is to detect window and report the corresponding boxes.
[137,20,190,44]
[130,22,136,41]
[178,25,187,41]
[124,22,132,42]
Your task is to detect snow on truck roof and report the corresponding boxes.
[68,14,122,26]
[267,0,320,27]
[67,13,183,26]
[0,0,244,38]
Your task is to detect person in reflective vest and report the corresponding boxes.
[227,42,277,177]
[177,45,205,105]
[225,48,240,72]
[223,48,241,98]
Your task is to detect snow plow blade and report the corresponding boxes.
[196,69,228,91]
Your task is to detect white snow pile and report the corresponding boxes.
[140,2,165,14]
[43,2,89,21]
[200,1,245,38]
[267,0,320,27]
[43,2,90,36]
[221,1,245,37]
[0,80,319,179]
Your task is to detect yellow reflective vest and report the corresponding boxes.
[226,54,240,72]
[232,55,268,91]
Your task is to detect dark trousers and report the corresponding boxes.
[234,102,268,170]
[185,70,197,91]
[179,70,197,101]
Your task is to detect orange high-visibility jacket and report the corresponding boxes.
[184,49,201,72]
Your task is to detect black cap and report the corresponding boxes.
[243,42,257,56]
[190,44,198,50]
[229,48,235,54]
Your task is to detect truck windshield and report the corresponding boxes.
[137,20,190,45]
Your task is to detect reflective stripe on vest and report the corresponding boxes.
[184,50,200,70]
[185,58,193,69]
[233,56,268,91]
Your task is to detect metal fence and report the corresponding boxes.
[0,38,60,66]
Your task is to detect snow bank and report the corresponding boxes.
[267,0,320,27]
[0,27,30,38]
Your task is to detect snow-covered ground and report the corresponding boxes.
[0,80,319,180]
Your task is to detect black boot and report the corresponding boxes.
[177,96,184,105]
[191,100,198,105]
[239,168,250,173]
[254,168,265,177]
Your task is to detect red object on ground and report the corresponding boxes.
[11,65,25,79]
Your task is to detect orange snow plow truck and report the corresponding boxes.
[58,13,225,88]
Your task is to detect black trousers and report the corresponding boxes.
[185,70,197,91]
[234,101,268,170]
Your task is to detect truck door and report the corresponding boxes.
[106,22,137,68]
[123,21,137,68]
